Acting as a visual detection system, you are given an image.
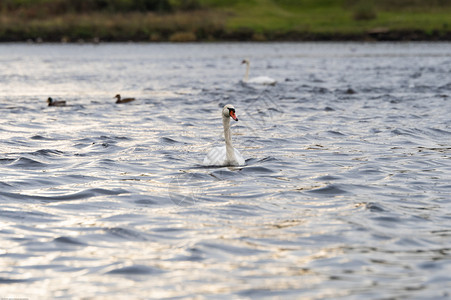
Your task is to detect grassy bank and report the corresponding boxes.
[1,0,451,42]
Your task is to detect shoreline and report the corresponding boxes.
[2,1,451,43]
[1,30,451,43]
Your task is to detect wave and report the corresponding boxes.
[0,188,128,202]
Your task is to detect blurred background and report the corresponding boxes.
[1,2,451,299]
[1,0,450,42]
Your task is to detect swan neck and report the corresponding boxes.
[244,62,249,82]
[223,116,236,162]
[223,116,232,146]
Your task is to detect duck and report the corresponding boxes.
[47,97,66,107]
[203,104,245,167]
[114,94,135,104]
[241,59,277,86]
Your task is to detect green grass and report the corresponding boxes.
[0,0,450,41]
[221,0,451,34]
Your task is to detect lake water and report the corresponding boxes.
[0,42,450,299]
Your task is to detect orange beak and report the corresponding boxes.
[230,110,238,121]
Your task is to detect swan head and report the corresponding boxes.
[223,104,238,121]
[241,59,250,65]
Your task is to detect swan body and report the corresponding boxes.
[247,76,277,85]
[114,94,135,104]
[47,97,66,107]
[203,146,245,167]
[203,104,245,167]
[242,59,276,86]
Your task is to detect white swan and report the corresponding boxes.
[241,59,276,86]
[203,104,245,167]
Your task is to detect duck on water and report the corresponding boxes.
[114,94,135,104]
[47,97,66,107]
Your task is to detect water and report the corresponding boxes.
[0,42,450,299]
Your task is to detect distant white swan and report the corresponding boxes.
[203,104,245,167]
[241,59,276,86]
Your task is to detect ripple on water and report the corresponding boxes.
[307,184,349,195]
[0,182,13,189]
[0,209,60,223]
[160,137,181,144]
[30,135,56,141]
[239,166,276,174]
[53,236,86,246]
[0,188,128,202]
[315,175,341,181]
[0,277,32,284]
[30,149,64,157]
[0,158,15,165]
[104,227,150,242]
[217,204,261,216]
[198,241,268,258]
[10,157,47,169]
[209,169,242,179]
[106,265,164,276]
[363,202,387,212]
